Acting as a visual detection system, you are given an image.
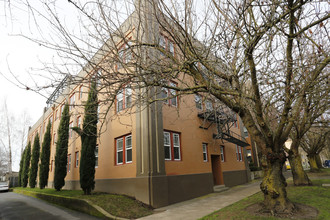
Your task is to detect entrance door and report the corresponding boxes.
[211,155,222,185]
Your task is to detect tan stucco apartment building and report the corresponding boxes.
[27,2,251,208]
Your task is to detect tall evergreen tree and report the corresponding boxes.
[18,148,25,187]
[54,104,70,191]
[39,121,52,189]
[29,133,40,188]
[73,81,98,195]
[22,141,31,188]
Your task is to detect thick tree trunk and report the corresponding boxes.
[316,154,323,169]
[260,153,295,215]
[288,151,312,186]
[308,155,320,172]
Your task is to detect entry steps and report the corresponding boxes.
[213,185,229,193]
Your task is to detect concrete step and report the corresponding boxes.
[213,185,229,193]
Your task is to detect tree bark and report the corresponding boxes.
[260,152,295,214]
[288,151,312,186]
[316,154,323,169]
[308,155,320,172]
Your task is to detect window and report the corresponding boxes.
[202,143,208,162]
[159,35,166,49]
[164,131,181,161]
[116,89,123,112]
[195,95,202,110]
[117,41,132,69]
[125,86,132,108]
[116,85,132,112]
[236,145,243,161]
[116,134,132,165]
[161,82,178,107]
[116,138,124,164]
[164,132,171,160]
[125,136,132,163]
[95,145,98,168]
[79,86,83,99]
[220,146,225,162]
[60,104,64,118]
[75,151,79,167]
[159,34,175,56]
[205,100,213,111]
[70,93,75,110]
[243,126,248,137]
[67,154,71,172]
[77,116,81,128]
[69,121,73,138]
[168,41,174,55]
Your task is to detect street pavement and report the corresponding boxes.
[0,192,100,220]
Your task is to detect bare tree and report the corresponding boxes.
[2,0,329,215]
[301,127,329,172]
[0,100,14,174]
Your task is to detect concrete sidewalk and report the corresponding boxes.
[138,180,261,220]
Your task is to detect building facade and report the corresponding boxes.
[27,4,251,208]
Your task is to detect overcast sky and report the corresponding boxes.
[0,1,77,171]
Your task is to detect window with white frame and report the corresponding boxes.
[70,93,75,110]
[60,104,64,118]
[164,132,171,160]
[164,131,181,161]
[220,146,225,162]
[79,86,83,99]
[75,151,79,167]
[116,89,124,112]
[205,100,213,111]
[125,86,132,108]
[159,34,175,56]
[236,145,243,161]
[202,143,208,162]
[95,145,98,167]
[195,95,202,110]
[161,82,178,107]
[125,135,132,163]
[116,134,132,165]
[243,126,248,137]
[117,41,132,69]
[116,85,132,113]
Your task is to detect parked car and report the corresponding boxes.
[324,160,330,168]
[0,182,9,192]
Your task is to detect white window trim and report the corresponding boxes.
[236,145,242,161]
[116,138,124,165]
[95,146,99,168]
[125,135,132,164]
[164,132,171,160]
[75,152,79,167]
[220,146,225,162]
[202,143,208,162]
[173,133,181,160]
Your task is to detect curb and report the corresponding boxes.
[13,189,129,220]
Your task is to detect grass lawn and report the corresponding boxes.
[13,187,153,219]
[201,170,330,220]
